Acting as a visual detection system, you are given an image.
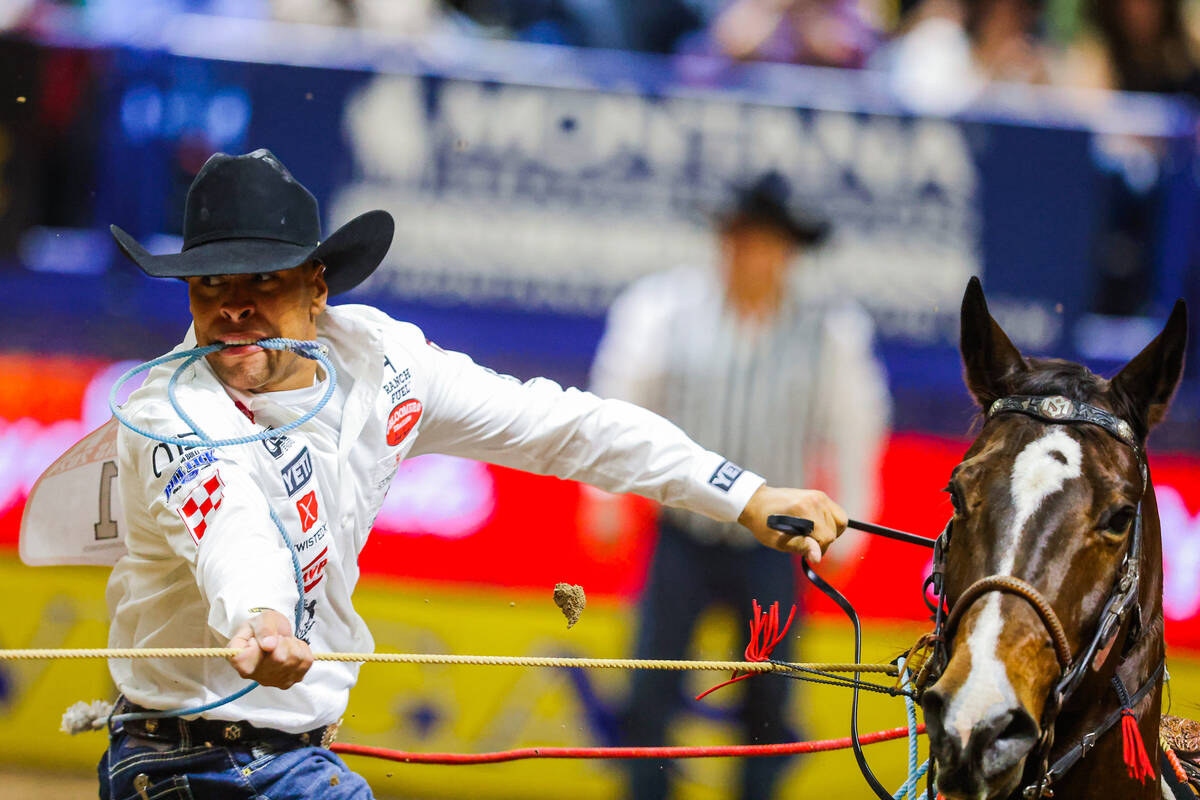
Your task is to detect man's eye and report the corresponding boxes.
[201,275,225,287]
[253,273,277,283]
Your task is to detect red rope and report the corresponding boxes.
[330,724,923,765]
[695,600,796,701]
[1164,746,1190,786]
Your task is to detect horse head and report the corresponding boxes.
[921,277,1186,799]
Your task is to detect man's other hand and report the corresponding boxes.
[738,486,848,563]
[228,609,313,689]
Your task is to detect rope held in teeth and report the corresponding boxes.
[0,648,896,673]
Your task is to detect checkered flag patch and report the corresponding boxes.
[177,471,225,544]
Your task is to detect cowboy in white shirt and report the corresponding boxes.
[98,150,848,800]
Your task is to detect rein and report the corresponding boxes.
[769,514,935,800]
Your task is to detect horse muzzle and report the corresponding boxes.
[922,686,1041,799]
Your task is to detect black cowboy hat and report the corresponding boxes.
[110,149,394,296]
[716,171,830,246]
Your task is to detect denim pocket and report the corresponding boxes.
[107,737,235,800]
[116,774,193,800]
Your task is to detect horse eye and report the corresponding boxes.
[1100,506,1136,536]
[943,483,967,516]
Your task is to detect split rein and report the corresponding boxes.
[767,514,938,800]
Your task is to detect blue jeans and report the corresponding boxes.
[98,728,374,799]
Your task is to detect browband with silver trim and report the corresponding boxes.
[988,395,1139,449]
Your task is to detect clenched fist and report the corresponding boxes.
[228,609,313,689]
[738,486,848,563]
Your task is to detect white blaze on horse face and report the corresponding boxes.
[945,428,1082,746]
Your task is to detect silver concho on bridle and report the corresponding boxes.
[988,394,1139,449]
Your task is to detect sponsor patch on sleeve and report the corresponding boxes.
[261,429,294,459]
[296,490,320,533]
[302,546,329,592]
[386,399,423,446]
[163,449,220,500]
[709,460,745,492]
[281,448,313,497]
[178,471,225,544]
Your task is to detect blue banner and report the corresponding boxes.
[2,27,1198,441]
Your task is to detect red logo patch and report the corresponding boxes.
[178,471,225,544]
[387,399,423,446]
[296,490,319,533]
[302,546,329,592]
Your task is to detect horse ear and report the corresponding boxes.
[1110,299,1188,433]
[960,277,1028,408]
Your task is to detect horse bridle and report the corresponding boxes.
[767,393,1161,800]
[923,394,1159,799]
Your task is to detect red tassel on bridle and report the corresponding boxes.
[695,600,796,701]
[1113,676,1155,784]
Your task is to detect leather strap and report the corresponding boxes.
[942,574,1074,671]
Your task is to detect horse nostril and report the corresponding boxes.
[920,690,957,763]
[974,707,1039,779]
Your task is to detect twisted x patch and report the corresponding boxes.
[296,490,319,533]
[178,471,225,544]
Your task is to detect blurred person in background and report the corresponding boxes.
[1060,0,1199,313]
[271,0,451,37]
[705,0,881,67]
[590,172,890,800]
[1064,0,1200,94]
[874,0,1052,112]
[275,0,620,47]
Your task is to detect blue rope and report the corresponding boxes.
[894,760,930,800]
[109,339,337,449]
[107,338,335,724]
[893,657,928,800]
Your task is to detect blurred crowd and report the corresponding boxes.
[4,0,1200,104]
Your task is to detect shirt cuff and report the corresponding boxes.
[682,451,766,523]
[210,591,298,640]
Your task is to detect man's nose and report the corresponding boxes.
[220,298,254,322]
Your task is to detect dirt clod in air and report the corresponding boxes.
[553,583,586,629]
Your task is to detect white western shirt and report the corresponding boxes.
[590,265,890,546]
[108,303,765,732]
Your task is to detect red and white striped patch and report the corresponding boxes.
[177,471,225,544]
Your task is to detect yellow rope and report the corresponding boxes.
[0,648,896,674]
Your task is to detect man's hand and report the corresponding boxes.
[738,486,848,563]
[228,609,313,689]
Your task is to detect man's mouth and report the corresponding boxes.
[212,333,270,356]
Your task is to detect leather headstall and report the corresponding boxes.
[921,395,1154,799]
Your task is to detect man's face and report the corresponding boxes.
[188,262,328,393]
[720,220,798,290]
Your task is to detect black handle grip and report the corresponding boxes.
[767,515,814,537]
